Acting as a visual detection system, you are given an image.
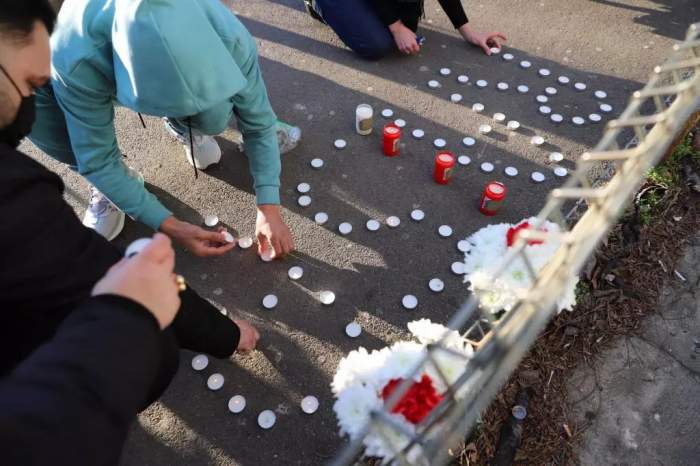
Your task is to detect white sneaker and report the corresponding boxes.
[82,186,125,241]
[164,120,222,170]
[229,121,301,155]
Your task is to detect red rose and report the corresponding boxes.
[381,375,444,424]
[506,221,545,247]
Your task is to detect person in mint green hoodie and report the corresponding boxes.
[29,0,297,259]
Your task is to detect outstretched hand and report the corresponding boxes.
[256,204,294,259]
[458,24,507,55]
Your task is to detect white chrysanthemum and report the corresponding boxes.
[333,384,382,437]
[332,347,392,394]
[380,341,426,383]
[407,319,463,349]
[363,416,424,465]
[463,217,577,315]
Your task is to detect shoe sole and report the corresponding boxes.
[105,212,126,241]
[163,120,221,170]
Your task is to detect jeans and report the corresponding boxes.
[314,0,420,60]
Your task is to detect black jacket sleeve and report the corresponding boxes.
[0,294,164,466]
[438,0,468,29]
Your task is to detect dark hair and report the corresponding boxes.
[0,0,56,42]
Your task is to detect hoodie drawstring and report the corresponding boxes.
[188,116,198,179]
[137,113,146,129]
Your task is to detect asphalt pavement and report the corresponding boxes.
[20,0,698,464]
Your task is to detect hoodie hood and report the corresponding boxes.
[111,0,247,117]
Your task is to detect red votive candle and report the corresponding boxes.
[433,151,456,184]
[383,124,401,156]
[479,181,507,216]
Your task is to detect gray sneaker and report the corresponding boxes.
[229,120,302,155]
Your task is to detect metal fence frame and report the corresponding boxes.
[331,22,700,466]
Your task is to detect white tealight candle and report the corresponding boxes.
[366,219,380,231]
[207,373,224,391]
[450,93,463,103]
[319,290,336,305]
[517,85,529,94]
[223,231,235,244]
[410,209,425,221]
[412,129,425,139]
[394,118,407,128]
[496,82,509,91]
[428,80,440,89]
[507,120,521,131]
[478,124,492,134]
[402,294,418,310]
[589,113,602,123]
[124,238,152,258]
[438,225,453,238]
[490,46,501,55]
[571,116,585,126]
[504,166,519,177]
[345,322,361,338]
[457,75,469,83]
[557,76,570,85]
[458,155,471,165]
[297,182,311,193]
[191,354,209,371]
[338,222,352,235]
[439,67,451,76]
[531,135,545,146]
[545,87,557,96]
[476,79,488,88]
[298,195,312,207]
[301,395,320,414]
[381,108,394,118]
[493,113,506,123]
[538,68,551,77]
[310,158,324,169]
[260,249,274,262]
[386,216,401,228]
[451,261,466,275]
[554,166,568,177]
[536,95,548,104]
[539,105,552,115]
[457,240,470,252]
[531,171,546,183]
[549,152,564,162]
[550,114,564,124]
[288,266,304,280]
[228,395,246,414]
[481,162,495,173]
[471,103,485,113]
[594,90,608,99]
[599,103,613,113]
[204,215,219,227]
[433,138,447,148]
[429,278,445,293]
[519,60,532,69]
[262,294,278,309]
[463,136,476,146]
[238,236,254,249]
[314,212,328,225]
[574,82,587,91]
[334,139,347,149]
[502,53,514,61]
[258,410,276,429]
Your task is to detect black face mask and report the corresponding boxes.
[0,64,36,148]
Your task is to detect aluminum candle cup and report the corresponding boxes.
[355,104,373,135]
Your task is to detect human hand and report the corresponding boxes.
[389,20,420,55]
[233,318,260,352]
[159,216,235,257]
[458,24,507,55]
[92,233,180,329]
[256,205,294,259]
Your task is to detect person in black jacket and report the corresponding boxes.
[1,232,186,466]
[305,0,506,59]
[0,0,259,398]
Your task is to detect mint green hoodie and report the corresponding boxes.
[29,0,281,230]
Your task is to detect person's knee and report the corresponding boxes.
[353,36,394,60]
